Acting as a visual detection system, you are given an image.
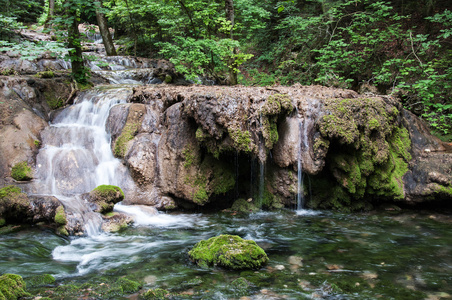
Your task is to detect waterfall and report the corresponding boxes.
[33,86,136,235]
[296,110,308,211]
[258,162,265,208]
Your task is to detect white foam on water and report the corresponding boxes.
[296,209,321,216]
[52,234,167,276]
[114,203,209,228]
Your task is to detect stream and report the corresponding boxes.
[0,208,451,299]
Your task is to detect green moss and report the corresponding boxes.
[182,145,196,169]
[184,155,235,205]
[92,185,124,199]
[11,161,33,181]
[188,234,269,270]
[193,187,208,205]
[142,288,170,299]
[0,273,30,299]
[90,185,124,213]
[26,274,55,288]
[36,70,55,78]
[262,94,293,115]
[44,91,65,110]
[0,186,22,199]
[228,128,253,153]
[314,98,412,210]
[0,219,5,227]
[117,277,142,293]
[56,225,69,236]
[164,75,173,84]
[114,123,139,158]
[54,205,67,226]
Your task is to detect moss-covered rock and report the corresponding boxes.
[11,161,33,181]
[0,186,31,223]
[0,273,30,299]
[141,288,170,299]
[87,185,124,214]
[188,234,268,270]
[54,205,67,225]
[117,277,142,293]
[25,274,55,288]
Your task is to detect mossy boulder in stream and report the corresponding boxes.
[188,234,268,270]
[0,273,30,299]
[87,185,124,214]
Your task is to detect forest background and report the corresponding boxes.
[0,0,451,140]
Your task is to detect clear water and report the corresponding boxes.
[1,209,451,299]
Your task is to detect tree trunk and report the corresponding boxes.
[95,0,117,56]
[44,0,55,28]
[67,2,86,83]
[225,0,237,85]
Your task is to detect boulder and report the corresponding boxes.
[86,185,124,214]
[188,234,268,270]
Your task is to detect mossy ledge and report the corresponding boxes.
[313,97,412,211]
[188,234,268,270]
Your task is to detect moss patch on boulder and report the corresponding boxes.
[88,185,124,214]
[26,274,55,288]
[188,234,268,270]
[0,273,30,299]
[11,161,33,181]
[142,288,170,299]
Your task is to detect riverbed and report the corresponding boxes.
[1,208,451,299]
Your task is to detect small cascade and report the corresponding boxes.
[32,86,137,235]
[258,161,265,208]
[296,109,309,211]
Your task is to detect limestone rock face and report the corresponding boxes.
[116,84,452,210]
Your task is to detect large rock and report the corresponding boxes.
[188,234,269,270]
[117,84,452,211]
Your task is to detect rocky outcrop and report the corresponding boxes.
[114,84,452,211]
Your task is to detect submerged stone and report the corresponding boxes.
[188,234,268,270]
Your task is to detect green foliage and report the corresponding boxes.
[11,161,33,181]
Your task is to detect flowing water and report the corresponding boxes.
[0,209,451,299]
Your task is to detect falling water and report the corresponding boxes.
[33,86,136,235]
[296,110,309,211]
[258,162,265,208]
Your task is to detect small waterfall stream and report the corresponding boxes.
[32,66,146,234]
